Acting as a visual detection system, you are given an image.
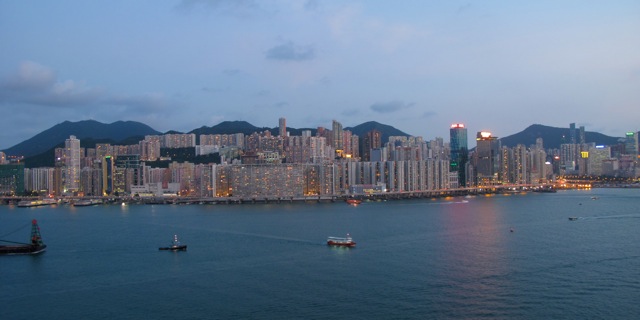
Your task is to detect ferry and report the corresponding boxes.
[159,235,187,251]
[327,234,356,247]
[0,219,47,255]
[16,198,58,208]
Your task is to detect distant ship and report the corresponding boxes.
[0,219,47,255]
[73,199,103,206]
[346,199,362,205]
[17,198,58,208]
[159,235,187,251]
[327,234,356,247]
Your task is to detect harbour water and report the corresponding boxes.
[1,189,639,319]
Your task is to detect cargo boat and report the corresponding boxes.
[0,219,47,255]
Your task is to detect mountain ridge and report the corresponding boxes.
[2,120,623,159]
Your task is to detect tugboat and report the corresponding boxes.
[327,233,356,247]
[159,235,187,251]
[0,219,47,255]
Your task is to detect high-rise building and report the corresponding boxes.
[362,129,382,161]
[0,163,24,195]
[279,117,287,137]
[569,123,577,144]
[102,156,115,195]
[625,132,638,158]
[449,123,468,187]
[64,135,81,193]
[475,131,500,185]
[332,120,344,155]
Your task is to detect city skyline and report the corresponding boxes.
[1,1,639,149]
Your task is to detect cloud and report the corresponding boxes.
[202,86,223,93]
[3,61,56,90]
[273,101,288,108]
[252,90,270,97]
[0,61,103,107]
[304,0,319,11]
[421,111,437,118]
[370,100,414,113]
[457,3,472,14]
[0,61,176,117]
[174,0,263,18]
[266,41,316,61]
[106,92,170,114]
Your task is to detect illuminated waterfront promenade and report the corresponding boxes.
[0,184,562,206]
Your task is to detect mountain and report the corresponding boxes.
[346,121,410,143]
[4,120,161,157]
[189,121,268,137]
[6,120,625,163]
[500,124,622,149]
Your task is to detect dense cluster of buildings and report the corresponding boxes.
[1,119,638,198]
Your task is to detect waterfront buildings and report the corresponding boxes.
[5,122,639,197]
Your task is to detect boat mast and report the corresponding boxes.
[30,219,44,246]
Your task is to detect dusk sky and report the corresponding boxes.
[1,0,639,150]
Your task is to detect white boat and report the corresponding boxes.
[17,198,58,208]
[327,234,356,247]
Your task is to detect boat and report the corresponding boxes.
[568,217,578,221]
[73,199,103,206]
[327,234,356,247]
[346,199,362,205]
[159,235,187,251]
[0,219,47,255]
[16,198,57,208]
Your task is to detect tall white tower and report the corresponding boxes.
[64,135,81,193]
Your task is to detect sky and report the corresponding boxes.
[1,0,639,150]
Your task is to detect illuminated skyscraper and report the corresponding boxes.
[625,132,638,158]
[449,124,468,187]
[64,135,81,193]
[475,131,500,185]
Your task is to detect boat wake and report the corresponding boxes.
[571,214,640,221]
[209,229,318,245]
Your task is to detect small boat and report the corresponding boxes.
[327,234,356,247]
[568,217,578,221]
[591,196,599,200]
[346,199,361,205]
[159,235,187,251]
[73,199,103,206]
[0,219,47,255]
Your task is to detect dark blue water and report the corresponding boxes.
[2,189,640,319]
